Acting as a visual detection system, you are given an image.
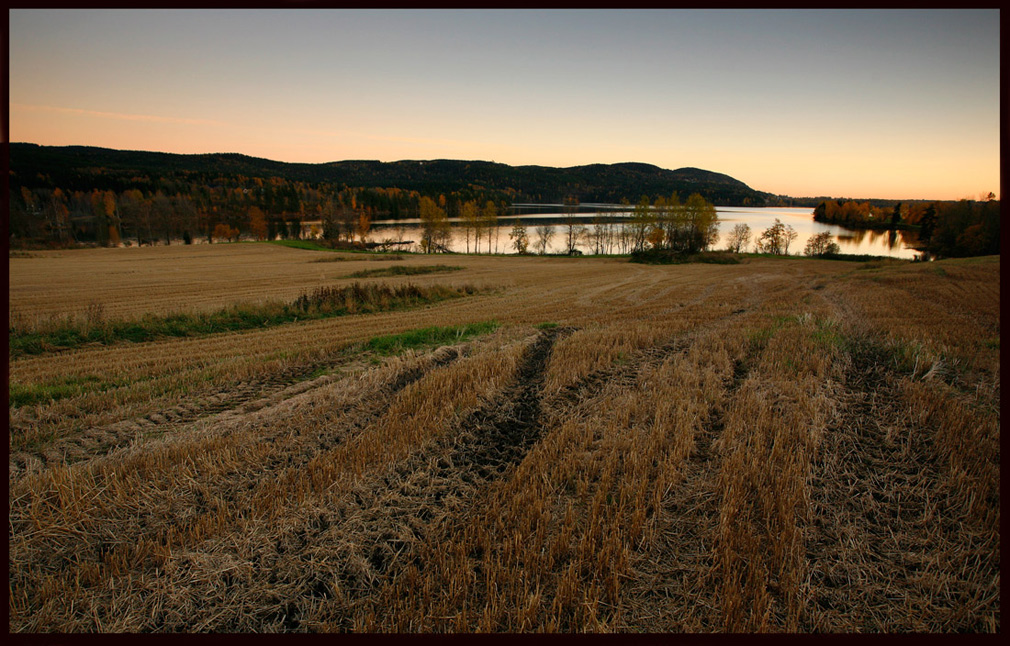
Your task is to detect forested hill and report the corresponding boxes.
[8,143,770,206]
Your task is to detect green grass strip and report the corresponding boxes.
[345,264,462,278]
[269,239,345,252]
[9,375,115,408]
[270,239,405,256]
[365,320,500,356]
[10,283,480,358]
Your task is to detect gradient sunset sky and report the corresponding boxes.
[8,8,1001,201]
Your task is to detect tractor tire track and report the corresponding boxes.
[801,343,998,632]
[9,342,481,634]
[8,347,459,480]
[10,359,334,479]
[175,327,569,632]
[621,348,751,631]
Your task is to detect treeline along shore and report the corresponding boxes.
[8,143,999,260]
[813,197,1000,258]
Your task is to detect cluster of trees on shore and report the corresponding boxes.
[723,220,806,256]
[8,143,776,249]
[560,194,721,256]
[8,174,726,257]
[409,193,723,256]
[814,199,924,229]
[814,196,1000,258]
[7,177,509,249]
[9,143,998,261]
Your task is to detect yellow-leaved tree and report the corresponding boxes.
[419,196,449,253]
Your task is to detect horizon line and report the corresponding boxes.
[9,141,992,204]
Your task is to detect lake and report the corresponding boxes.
[368,205,922,259]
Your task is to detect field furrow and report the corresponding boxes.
[618,347,752,631]
[802,341,1000,632]
[8,246,999,633]
[8,341,479,631]
[10,352,352,478]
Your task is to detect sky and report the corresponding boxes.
[7,8,1001,201]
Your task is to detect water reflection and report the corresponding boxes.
[832,227,919,254]
[365,206,922,259]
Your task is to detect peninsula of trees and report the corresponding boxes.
[814,197,1001,258]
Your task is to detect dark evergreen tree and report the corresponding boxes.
[919,204,936,243]
[890,202,902,229]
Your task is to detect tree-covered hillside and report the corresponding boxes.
[9,143,770,207]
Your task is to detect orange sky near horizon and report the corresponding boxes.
[8,10,1001,202]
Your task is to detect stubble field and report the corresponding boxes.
[8,243,1000,632]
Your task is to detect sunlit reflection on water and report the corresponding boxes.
[366,206,922,258]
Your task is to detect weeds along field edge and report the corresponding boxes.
[8,280,485,359]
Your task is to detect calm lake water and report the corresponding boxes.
[369,205,922,259]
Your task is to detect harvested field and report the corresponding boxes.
[8,244,1000,633]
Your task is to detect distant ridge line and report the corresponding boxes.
[8,142,772,206]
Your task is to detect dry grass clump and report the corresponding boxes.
[713,315,843,632]
[542,320,689,397]
[357,324,735,632]
[291,281,469,314]
[9,329,534,632]
[900,378,999,530]
[9,302,109,337]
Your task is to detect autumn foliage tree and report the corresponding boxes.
[356,209,372,243]
[90,190,120,246]
[46,188,72,243]
[757,219,796,255]
[509,220,529,254]
[629,195,653,252]
[726,223,751,253]
[419,196,450,253]
[212,223,240,243]
[248,206,269,241]
[461,200,480,254]
[655,193,681,251]
[803,231,840,257]
[682,193,720,253]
